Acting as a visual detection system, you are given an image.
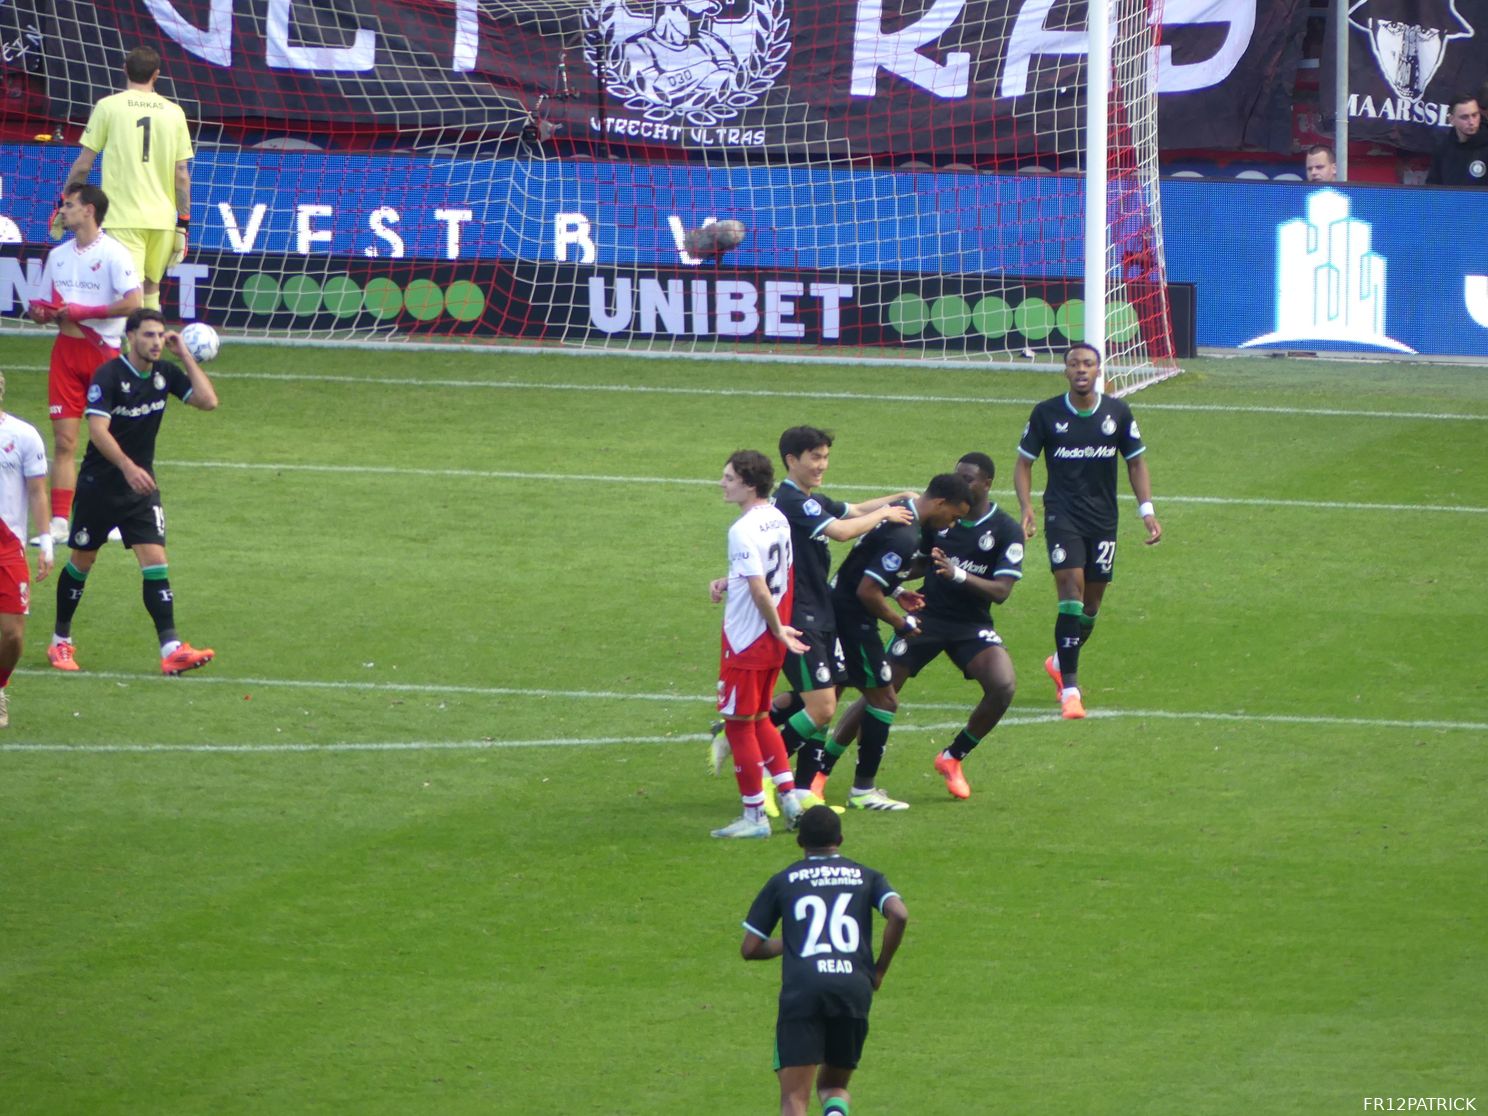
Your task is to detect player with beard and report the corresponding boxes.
[47,308,218,676]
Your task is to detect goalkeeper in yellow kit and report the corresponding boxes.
[54,46,193,312]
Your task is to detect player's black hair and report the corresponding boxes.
[924,473,973,508]
[778,426,834,465]
[1447,91,1481,116]
[64,182,109,225]
[957,452,995,481]
[728,449,774,498]
[126,307,166,333]
[1064,342,1102,365]
[125,46,162,83]
[796,805,842,850]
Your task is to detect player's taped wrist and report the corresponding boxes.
[1138,501,1155,519]
[899,614,919,634]
[951,564,968,584]
[38,534,54,561]
[889,585,905,599]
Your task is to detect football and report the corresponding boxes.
[180,321,220,363]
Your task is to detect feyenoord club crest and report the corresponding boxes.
[1101,415,1117,435]
[153,373,166,390]
[583,0,790,126]
[1348,0,1474,103]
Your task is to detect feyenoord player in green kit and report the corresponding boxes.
[820,454,1023,801]
[1013,344,1161,718]
[740,806,908,1116]
[47,309,218,676]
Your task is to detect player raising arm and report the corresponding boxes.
[48,309,217,677]
[762,427,914,790]
[1013,344,1162,720]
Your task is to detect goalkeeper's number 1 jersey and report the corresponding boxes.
[80,90,194,230]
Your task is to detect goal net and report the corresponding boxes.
[5,0,1180,393]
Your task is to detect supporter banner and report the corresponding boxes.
[39,0,1306,156]
[0,245,1194,355]
[1327,0,1488,151]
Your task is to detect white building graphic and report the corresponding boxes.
[1242,189,1414,352]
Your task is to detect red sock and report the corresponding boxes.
[756,718,796,792]
[724,720,764,799]
[51,487,73,521]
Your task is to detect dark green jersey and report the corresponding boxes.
[81,354,193,485]
[743,854,899,1020]
[920,504,1024,625]
[1017,392,1146,535]
[771,478,848,632]
[829,498,921,631]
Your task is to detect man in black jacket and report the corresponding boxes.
[1425,94,1487,186]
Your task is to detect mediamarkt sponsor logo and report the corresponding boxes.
[589,276,853,339]
[1051,445,1117,459]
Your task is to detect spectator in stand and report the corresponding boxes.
[1425,94,1487,187]
[1304,145,1337,182]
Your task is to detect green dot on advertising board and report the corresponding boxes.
[404,279,445,322]
[971,295,1012,339]
[1106,300,1139,342]
[444,280,486,323]
[1014,297,1055,341]
[930,295,971,338]
[321,275,364,318]
[240,273,281,314]
[282,275,323,316]
[364,278,404,320]
[887,294,928,337]
[1056,299,1085,341]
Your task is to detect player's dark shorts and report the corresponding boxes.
[68,474,165,551]
[774,1014,870,1070]
[781,628,847,693]
[838,625,894,691]
[888,616,1006,680]
[1044,529,1117,583]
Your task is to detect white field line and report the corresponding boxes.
[6,670,1481,752]
[3,363,1484,422]
[159,459,1488,516]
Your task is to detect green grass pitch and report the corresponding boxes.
[0,333,1482,1114]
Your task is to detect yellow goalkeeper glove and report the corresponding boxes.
[47,195,66,239]
[170,215,189,267]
